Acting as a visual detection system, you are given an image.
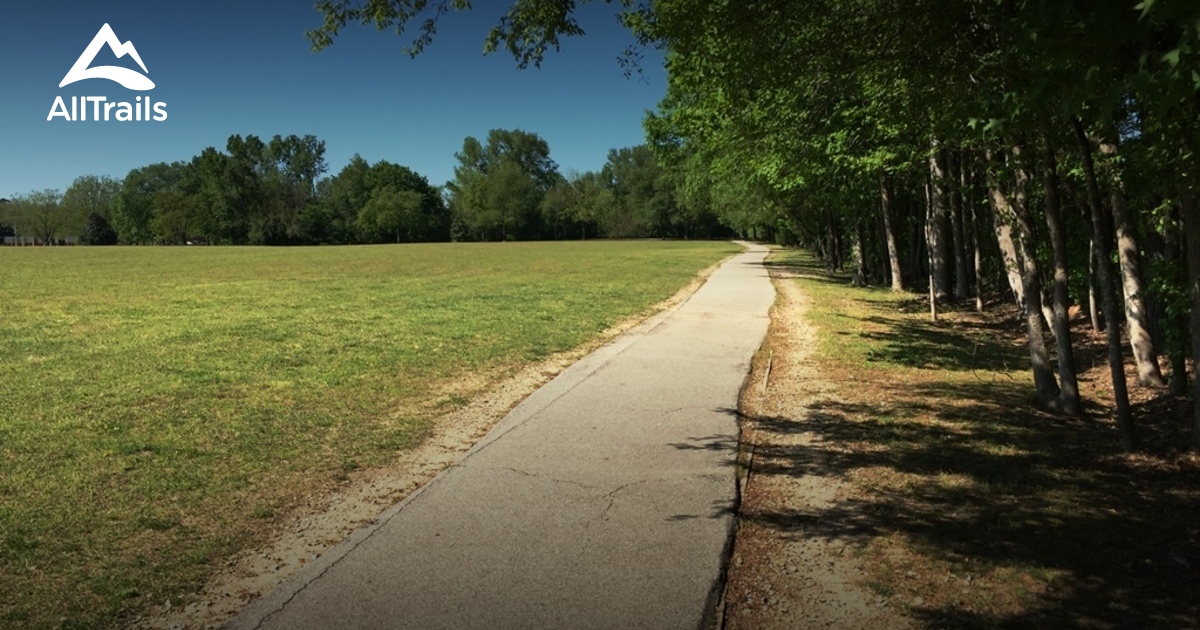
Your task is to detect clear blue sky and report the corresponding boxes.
[0,1,666,198]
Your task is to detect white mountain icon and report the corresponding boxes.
[59,23,155,91]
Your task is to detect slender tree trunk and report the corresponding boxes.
[1180,193,1200,447]
[963,152,985,311]
[1042,146,1082,415]
[1063,178,1105,332]
[1088,229,1104,333]
[830,212,843,271]
[972,205,984,311]
[949,151,970,300]
[1072,116,1137,450]
[928,239,938,323]
[852,220,867,286]
[880,172,905,291]
[1163,203,1190,396]
[876,212,890,286]
[819,215,829,267]
[928,142,951,300]
[910,195,924,281]
[1095,138,1168,387]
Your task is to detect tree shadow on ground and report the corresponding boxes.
[853,316,1028,372]
[738,249,1199,628]
[740,377,1198,628]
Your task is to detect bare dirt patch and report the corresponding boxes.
[129,259,728,630]
[723,263,913,629]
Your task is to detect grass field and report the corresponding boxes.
[0,240,736,629]
[753,250,1199,627]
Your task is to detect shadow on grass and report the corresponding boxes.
[770,254,1030,373]
[742,385,1197,628]
[734,249,1200,628]
[855,316,1028,372]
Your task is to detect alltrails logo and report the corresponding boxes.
[47,23,168,122]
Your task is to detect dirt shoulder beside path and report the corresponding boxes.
[723,260,913,629]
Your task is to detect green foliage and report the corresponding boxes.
[94,135,451,247]
[539,177,576,238]
[4,189,81,243]
[149,190,201,245]
[311,154,373,243]
[0,203,12,239]
[112,162,191,245]
[448,129,561,241]
[306,0,1200,246]
[322,156,449,244]
[538,170,616,239]
[486,157,542,240]
[601,145,670,237]
[79,212,118,246]
[63,175,121,221]
[308,0,632,68]
[569,170,613,236]
[356,186,425,242]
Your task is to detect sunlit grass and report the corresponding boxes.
[0,240,736,629]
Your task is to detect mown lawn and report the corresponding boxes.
[0,240,736,629]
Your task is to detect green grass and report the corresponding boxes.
[0,240,736,629]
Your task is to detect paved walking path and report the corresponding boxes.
[227,243,774,630]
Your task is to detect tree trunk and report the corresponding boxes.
[1096,137,1168,387]
[1180,193,1200,447]
[881,172,905,291]
[972,204,985,311]
[852,220,867,286]
[1088,229,1104,333]
[928,143,951,300]
[960,151,982,310]
[830,212,843,271]
[910,196,924,281]
[928,241,938,323]
[1163,203,1190,396]
[1041,146,1082,415]
[822,217,830,266]
[876,212,890,286]
[949,151,970,300]
[1001,146,1062,405]
[1072,117,1137,450]
[1063,178,1105,333]
[989,181,1025,308]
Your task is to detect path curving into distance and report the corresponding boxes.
[227,242,775,630]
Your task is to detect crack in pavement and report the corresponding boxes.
[495,466,607,494]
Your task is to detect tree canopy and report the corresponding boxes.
[306,0,1200,449]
